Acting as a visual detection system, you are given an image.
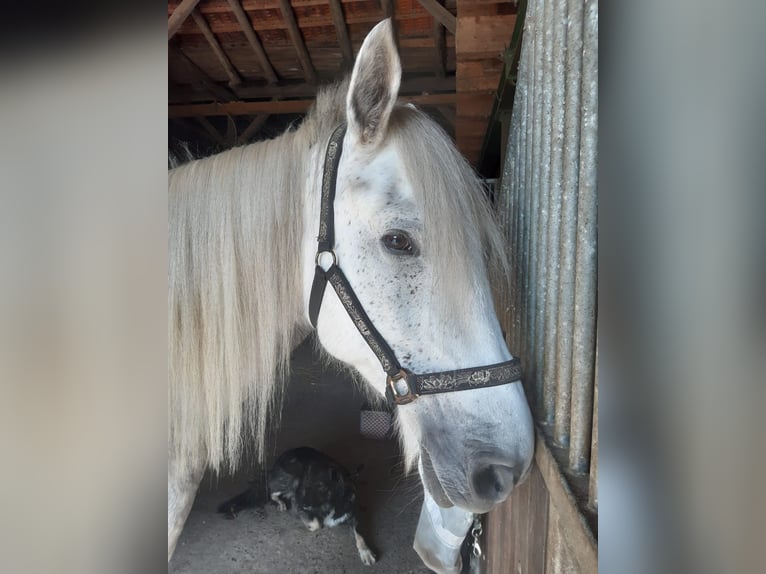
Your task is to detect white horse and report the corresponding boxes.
[168,19,534,562]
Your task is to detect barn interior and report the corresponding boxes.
[168,0,521,176]
[168,1,522,573]
[168,1,600,573]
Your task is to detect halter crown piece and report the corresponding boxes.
[308,124,523,406]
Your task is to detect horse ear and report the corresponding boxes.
[346,19,401,147]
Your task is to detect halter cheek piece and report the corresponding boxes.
[308,124,523,406]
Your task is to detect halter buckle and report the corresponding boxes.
[386,369,417,405]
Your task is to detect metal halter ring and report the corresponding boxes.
[386,369,418,405]
[315,250,337,271]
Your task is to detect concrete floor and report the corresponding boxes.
[169,337,432,574]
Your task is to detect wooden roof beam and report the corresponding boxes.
[436,105,455,128]
[237,115,271,145]
[415,0,456,35]
[191,9,243,88]
[277,0,318,84]
[328,0,354,67]
[170,75,457,103]
[195,117,226,147]
[170,46,237,102]
[169,93,458,118]
[168,0,202,39]
[433,3,446,78]
[380,0,393,19]
[227,0,279,85]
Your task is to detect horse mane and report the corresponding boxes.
[168,81,345,477]
[168,78,506,477]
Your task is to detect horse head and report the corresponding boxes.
[304,20,534,514]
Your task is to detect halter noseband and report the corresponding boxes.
[308,124,523,406]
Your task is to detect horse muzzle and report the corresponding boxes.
[420,445,530,514]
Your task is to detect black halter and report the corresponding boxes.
[308,124,523,406]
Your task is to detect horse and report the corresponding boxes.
[168,19,534,562]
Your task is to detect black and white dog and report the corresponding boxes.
[219,447,376,565]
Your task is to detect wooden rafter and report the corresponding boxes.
[436,105,455,128]
[277,0,317,84]
[168,0,202,39]
[195,117,226,146]
[225,116,238,147]
[227,0,279,85]
[172,117,216,144]
[380,0,393,19]
[328,0,353,67]
[170,46,237,102]
[169,93,458,118]
[170,9,459,34]
[415,0,456,35]
[191,9,243,88]
[433,2,446,78]
[237,115,271,145]
[171,76,457,103]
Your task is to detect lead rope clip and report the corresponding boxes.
[471,517,483,558]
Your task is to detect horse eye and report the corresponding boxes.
[382,231,415,254]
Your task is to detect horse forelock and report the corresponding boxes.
[386,107,509,325]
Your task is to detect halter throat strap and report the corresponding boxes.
[308,124,523,406]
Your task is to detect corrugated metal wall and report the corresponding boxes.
[485,0,598,571]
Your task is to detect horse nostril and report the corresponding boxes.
[471,464,518,503]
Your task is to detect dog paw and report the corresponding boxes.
[358,548,377,566]
[305,517,321,532]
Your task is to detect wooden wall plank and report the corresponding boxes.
[536,432,598,572]
[456,14,516,59]
[455,1,515,166]
[484,461,548,574]
[456,60,505,91]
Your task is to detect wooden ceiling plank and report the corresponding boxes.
[328,0,354,67]
[169,93,457,117]
[168,0,202,39]
[191,9,244,87]
[237,114,271,145]
[415,0,456,35]
[227,0,279,84]
[277,0,318,84]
